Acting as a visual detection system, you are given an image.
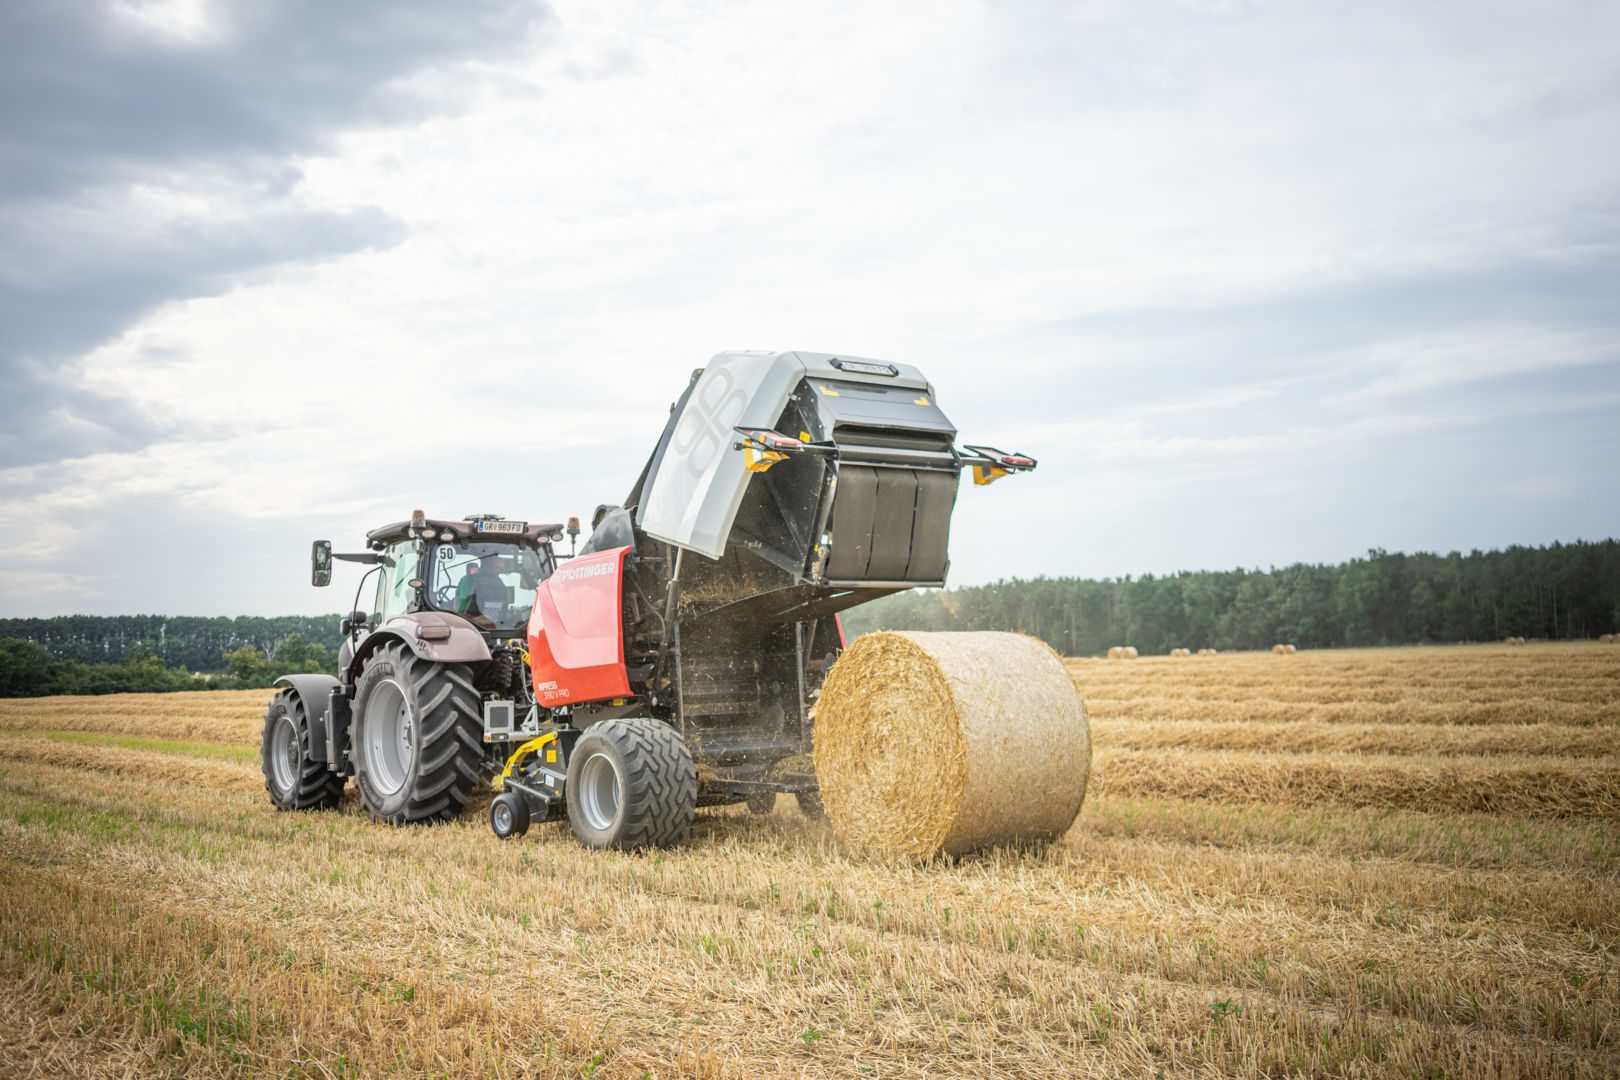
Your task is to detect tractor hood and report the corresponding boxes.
[634,351,942,560]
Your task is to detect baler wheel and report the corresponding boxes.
[490,791,531,839]
[351,643,484,824]
[565,718,696,849]
[260,690,345,811]
[795,791,826,822]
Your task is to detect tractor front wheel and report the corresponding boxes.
[351,643,484,824]
[565,718,696,850]
[260,691,345,811]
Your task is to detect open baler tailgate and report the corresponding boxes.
[634,351,1023,593]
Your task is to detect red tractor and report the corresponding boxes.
[262,351,1034,849]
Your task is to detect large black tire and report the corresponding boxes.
[565,718,696,850]
[260,690,345,811]
[351,643,484,825]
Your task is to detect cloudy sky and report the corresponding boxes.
[2,0,1617,618]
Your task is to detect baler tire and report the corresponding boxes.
[351,643,484,825]
[565,718,696,850]
[795,791,825,822]
[490,791,530,839]
[260,690,345,811]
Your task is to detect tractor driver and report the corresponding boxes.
[455,557,516,628]
[455,561,497,627]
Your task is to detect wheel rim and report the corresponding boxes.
[493,799,513,833]
[361,677,414,796]
[576,751,622,833]
[270,714,299,793]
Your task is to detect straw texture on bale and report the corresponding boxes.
[812,631,1091,861]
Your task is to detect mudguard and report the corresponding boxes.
[527,545,631,706]
[272,673,340,763]
[346,612,492,681]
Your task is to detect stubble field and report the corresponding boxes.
[1,643,1616,1078]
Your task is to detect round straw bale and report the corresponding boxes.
[1123,645,1139,659]
[1284,643,1297,654]
[1106,646,1122,659]
[812,631,1091,861]
[1601,633,1615,644]
[1272,644,1286,654]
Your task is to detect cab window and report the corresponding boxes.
[429,542,552,631]
[375,543,421,622]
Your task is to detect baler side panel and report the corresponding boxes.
[526,546,631,706]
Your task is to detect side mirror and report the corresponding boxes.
[311,540,332,587]
[341,610,368,636]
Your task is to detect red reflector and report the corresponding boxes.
[1002,456,1034,467]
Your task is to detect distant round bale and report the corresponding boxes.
[1196,648,1218,656]
[1272,644,1287,655]
[1285,644,1297,654]
[1106,646,1122,659]
[812,631,1092,861]
[1124,645,1138,659]
[1601,634,1615,644]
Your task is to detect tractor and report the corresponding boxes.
[261,351,1035,849]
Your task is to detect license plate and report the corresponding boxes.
[476,520,526,534]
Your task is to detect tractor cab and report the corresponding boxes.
[313,513,570,643]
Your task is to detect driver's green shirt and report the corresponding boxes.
[455,573,480,612]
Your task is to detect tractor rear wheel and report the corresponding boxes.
[565,718,696,849]
[351,643,484,824]
[260,691,345,811]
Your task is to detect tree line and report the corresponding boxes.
[0,633,337,698]
[2,539,1615,696]
[841,540,1620,656]
[0,614,343,672]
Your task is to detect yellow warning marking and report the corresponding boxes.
[817,384,840,397]
[913,396,930,406]
[494,731,559,790]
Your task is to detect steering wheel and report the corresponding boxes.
[434,584,459,608]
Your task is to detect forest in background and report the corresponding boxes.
[1,540,1616,696]
[843,540,1620,654]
